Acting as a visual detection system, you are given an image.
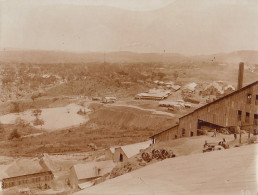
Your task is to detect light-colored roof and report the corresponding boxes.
[110,140,151,158]
[3,158,46,179]
[171,85,181,90]
[204,81,224,94]
[78,181,94,190]
[184,82,197,91]
[73,160,115,180]
[159,101,178,106]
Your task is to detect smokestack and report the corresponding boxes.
[237,62,244,90]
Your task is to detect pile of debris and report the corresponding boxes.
[141,149,176,163]
[110,162,135,179]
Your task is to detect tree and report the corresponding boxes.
[15,117,27,127]
[157,72,166,80]
[9,129,21,140]
[11,102,20,113]
[0,121,3,133]
[173,71,179,83]
[32,109,44,127]
[32,109,42,120]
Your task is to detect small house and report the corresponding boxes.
[106,141,152,163]
[69,160,115,190]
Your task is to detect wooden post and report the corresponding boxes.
[237,62,244,90]
[239,127,242,144]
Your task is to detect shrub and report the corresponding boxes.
[11,102,20,113]
[9,129,21,140]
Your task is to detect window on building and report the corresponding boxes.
[238,110,242,121]
[245,112,250,123]
[254,114,258,125]
[256,95,258,105]
[247,93,252,104]
[97,168,101,176]
[182,129,185,137]
[119,154,123,162]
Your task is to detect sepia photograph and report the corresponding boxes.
[0,0,257,194]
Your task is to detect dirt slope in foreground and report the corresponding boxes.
[75,143,258,195]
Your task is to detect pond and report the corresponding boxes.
[0,104,90,131]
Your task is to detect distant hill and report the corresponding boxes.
[0,50,186,64]
[0,49,258,64]
[195,50,258,65]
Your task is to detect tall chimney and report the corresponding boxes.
[237,62,244,90]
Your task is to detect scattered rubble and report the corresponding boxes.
[141,149,175,163]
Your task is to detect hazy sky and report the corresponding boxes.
[1,0,258,55]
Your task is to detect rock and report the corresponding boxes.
[139,162,146,166]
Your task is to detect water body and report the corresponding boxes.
[0,104,90,131]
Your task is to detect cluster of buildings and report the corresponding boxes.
[151,63,258,143]
[1,63,257,194]
[68,141,151,190]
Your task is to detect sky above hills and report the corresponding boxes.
[1,0,258,55]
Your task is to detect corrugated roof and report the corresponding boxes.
[73,160,114,180]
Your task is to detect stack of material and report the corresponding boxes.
[183,97,200,104]
[135,89,171,100]
[159,100,191,109]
